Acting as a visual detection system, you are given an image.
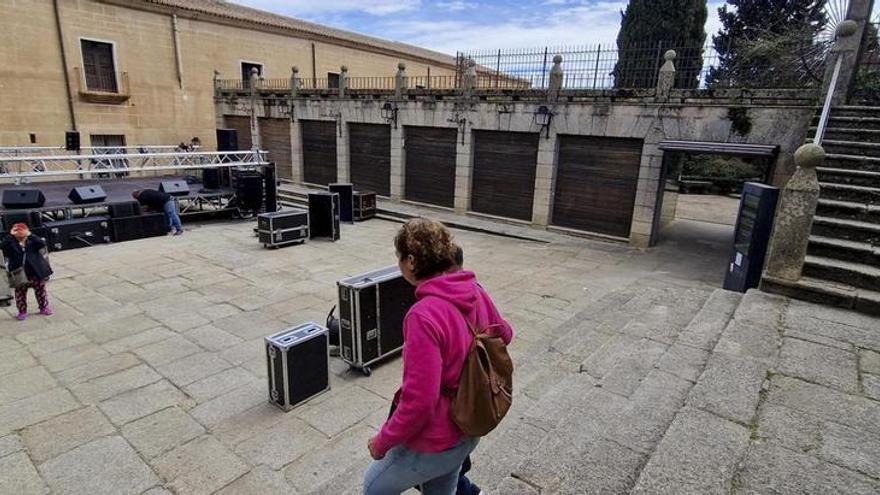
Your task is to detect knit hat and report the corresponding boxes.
[10,223,29,235]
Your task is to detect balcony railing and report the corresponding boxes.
[74,67,130,104]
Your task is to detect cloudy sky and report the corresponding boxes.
[229,0,730,54]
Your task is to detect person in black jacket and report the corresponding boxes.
[1,223,53,320]
[132,189,183,235]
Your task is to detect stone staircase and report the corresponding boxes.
[764,105,880,315]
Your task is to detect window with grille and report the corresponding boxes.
[81,40,118,93]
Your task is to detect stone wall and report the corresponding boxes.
[0,0,455,148]
[219,91,815,247]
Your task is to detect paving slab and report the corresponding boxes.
[655,343,710,383]
[38,343,110,373]
[0,347,38,377]
[133,336,203,367]
[632,407,749,494]
[235,416,328,469]
[22,406,115,463]
[151,435,249,495]
[755,403,822,453]
[122,406,206,459]
[0,388,80,435]
[102,327,177,354]
[56,352,141,385]
[819,421,880,479]
[156,351,232,387]
[861,348,880,375]
[183,367,259,403]
[766,375,880,435]
[294,385,386,437]
[99,379,190,426]
[217,465,297,495]
[0,452,48,495]
[0,433,24,458]
[0,366,57,405]
[189,382,265,427]
[69,364,162,404]
[283,424,373,493]
[687,352,768,424]
[184,324,244,352]
[864,374,880,401]
[713,319,780,365]
[778,337,859,393]
[39,436,159,495]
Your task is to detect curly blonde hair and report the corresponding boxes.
[394,218,458,280]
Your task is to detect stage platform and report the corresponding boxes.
[0,176,238,217]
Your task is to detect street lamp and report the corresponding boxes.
[534,105,553,139]
[382,102,398,128]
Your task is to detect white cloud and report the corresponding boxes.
[231,0,421,16]
[435,1,478,11]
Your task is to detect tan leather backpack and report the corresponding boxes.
[448,318,514,436]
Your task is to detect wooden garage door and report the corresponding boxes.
[472,130,539,221]
[259,118,292,180]
[404,126,457,208]
[552,135,643,238]
[349,123,391,196]
[223,116,252,150]
[301,120,337,186]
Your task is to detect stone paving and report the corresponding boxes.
[0,214,878,494]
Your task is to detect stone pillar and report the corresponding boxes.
[823,1,875,105]
[453,119,473,213]
[656,50,676,100]
[249,67,262,150]
[390,123,405,200]
[336,116,350,183]
[629,144,665,248]
[547,55,563,101]
[462,58,476,99]
[339,65,348,99]
[764,143,824,281]
[213,70,225,131]
[531,129,558,226]
[395,62,407,100]
[290,118,304,183]
[290,66,300,99]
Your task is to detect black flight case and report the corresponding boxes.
[337,265,417,376]
[308,192,340,241]
[265,322,330,411]
[353,191,376,221]
[45,216,111,251]
[257,209,309,248]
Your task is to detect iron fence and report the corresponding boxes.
[853,22,880,104]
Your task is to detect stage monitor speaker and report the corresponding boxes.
[65,131,80,152]
[108,201,141,218]
[68,185,107,205]
[1,210,42,231]
[110,213,167,242]
[202,168,221,190]
[2,189,45,209]
[264,164,278,213]
[236,173,264,211]
[159,180,190,196]
[216,129,238,151]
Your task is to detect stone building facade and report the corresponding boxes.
[0,0,457,149]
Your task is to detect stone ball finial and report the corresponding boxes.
[340,65,348,72]
[836,20,859,38]
[553,55,563,64]
[664,50,677,61]
[794,143,825,170]
[398,62,406,70]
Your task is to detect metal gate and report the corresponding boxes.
[349,123,391,196]
[471,130,539,221]
[259,118,292,180]
[552,135,643,238]
[404,126,457,208]
[301,120,337,186]
[224,116,252,150]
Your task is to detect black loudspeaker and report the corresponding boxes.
[2,189,45,209]
[159,180,190,196]
[68,185,107,205]
[108,201,141,218]
[236,173,264,211]
[202,168,221,190]
[110,213,167,242]
[264,164,278,213]
[1,210,42,231]
[65,131,80,152]
[329,183,353,223]
[216,129,238,151]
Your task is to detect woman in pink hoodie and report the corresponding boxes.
[364,218,514,495]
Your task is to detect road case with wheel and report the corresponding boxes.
[257,209,309,248]
[265,322,330,411]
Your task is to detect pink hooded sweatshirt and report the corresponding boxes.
[372,270,513,458]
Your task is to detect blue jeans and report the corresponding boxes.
[364,437,479,495]
[163,200,183,233]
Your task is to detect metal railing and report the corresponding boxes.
[75,67,130,95]
[0,150,268,180]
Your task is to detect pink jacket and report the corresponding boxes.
[372,270,513,457]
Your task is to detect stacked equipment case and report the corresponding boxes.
[329,183,354,222]
[352,191,376,221]
[308,192,340,241]
[337,265,417,375]
[257,209,309,248]
[265,322,330,411]
[45,217,111,251]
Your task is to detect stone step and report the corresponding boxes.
[827,105,880,118]
[816,198,880,223]
[761,275,880,316]
[818,140,880,159]
[816,167,880,187]
[811,215,880,245]
[809,127,880,143]
[818,182,880,204]
[812,115,880,130]
[808,235,880,266]
[803,255,880,292]
[823,154,880,173]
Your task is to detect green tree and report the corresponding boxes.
[708,0,828,88]
[613,0,708,89]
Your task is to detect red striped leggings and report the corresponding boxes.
[15,279,49,314]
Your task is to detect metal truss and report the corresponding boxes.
[0,150,268,180]
[0,145,197,158]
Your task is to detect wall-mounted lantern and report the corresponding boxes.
[535,105,553,139]
[382,102,399,128]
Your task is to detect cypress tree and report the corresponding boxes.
[708,0,827,88]
[613,0,709,89]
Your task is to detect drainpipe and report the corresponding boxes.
[171,14,184,90]
[52,0,77,130]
